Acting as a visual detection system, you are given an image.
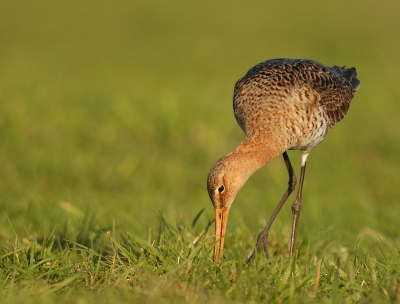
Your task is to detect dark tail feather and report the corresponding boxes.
[342,67,360,91]
[330,65,361,92]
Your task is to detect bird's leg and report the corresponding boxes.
[289,151,308,257]
[246,151,297,265]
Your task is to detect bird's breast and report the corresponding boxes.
[235,92,330,152]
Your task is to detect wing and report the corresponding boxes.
[310,63,360,126]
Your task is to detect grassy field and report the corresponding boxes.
[1,0,400,303]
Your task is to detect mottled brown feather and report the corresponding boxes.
[233,58,360,134]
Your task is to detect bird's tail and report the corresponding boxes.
[331,65,361,92]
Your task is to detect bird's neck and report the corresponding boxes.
[227,134,285,180]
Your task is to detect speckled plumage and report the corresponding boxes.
[233,58,359,151]
[208,58,360,263]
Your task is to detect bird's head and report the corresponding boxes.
[207,155,249,262]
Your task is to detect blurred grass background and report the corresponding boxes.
[0,0,399,258]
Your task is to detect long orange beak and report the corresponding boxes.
[214,208,230,262]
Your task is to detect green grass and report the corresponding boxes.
[1,0,400,302]
[2,217,399,303]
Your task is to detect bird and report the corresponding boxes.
[207,58,360,264]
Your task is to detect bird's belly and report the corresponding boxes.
[287,118,329,151]
[288,131,326,151]
[285,106,329,152]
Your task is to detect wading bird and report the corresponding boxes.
[207,58,360,264]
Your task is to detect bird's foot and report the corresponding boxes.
[246,251,255,265]
[246,233,269,265]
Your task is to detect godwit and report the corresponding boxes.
[207,58,360,263]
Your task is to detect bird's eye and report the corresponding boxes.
[218,185,225,193]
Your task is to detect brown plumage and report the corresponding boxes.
[207,58,360,263]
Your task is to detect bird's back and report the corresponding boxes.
[233,58,360,151]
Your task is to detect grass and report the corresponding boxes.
[1,0,400,302]
[2,217,399,303]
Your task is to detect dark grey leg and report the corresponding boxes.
[246,151,297,265]
[289,159,307,257]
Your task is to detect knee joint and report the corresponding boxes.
[291,200,302,214]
